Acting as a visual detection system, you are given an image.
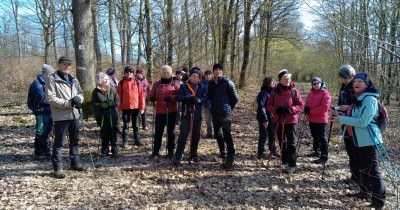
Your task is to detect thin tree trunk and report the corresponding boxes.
[109,0,115,67]
[72,0,95,91]
[126,1,132,65]
[10,0,22,64]
[184,0,193,67]
[50,0,58,63]
[144,0,153,81]
[166,0,173,65]
[92,1,101,72]
[219,0,235,65]
[137,0,143,66]
[239,0,253,89]
[230,0,239,81]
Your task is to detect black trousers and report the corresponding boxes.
[122,109,140,143]
[52,119,80,171]
[100,111,118,154]
[344,132,360,181]
[257,120,277,155]
[309,123,328,159]
[356,145,386,206]
[153,112,177,155]
[175,116,201,160]
[276,123,297,167]
[213,116,235,157]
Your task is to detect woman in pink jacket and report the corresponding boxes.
[304,77,331,164]
[267,69,304,174]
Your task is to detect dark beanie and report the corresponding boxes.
[58,56,72,65]
[311,77,322,84]
[136,68,143,75]
[124,66,133,73]
[213,63,223,71]
[278,69,288,81]
[106,67,115,76]
[204,70,212,75]
[190,67,201,76]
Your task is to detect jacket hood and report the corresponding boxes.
[357,92,379,101]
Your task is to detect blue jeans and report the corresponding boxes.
[52,119,80,171]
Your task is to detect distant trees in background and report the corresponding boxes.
[0,0,399,104]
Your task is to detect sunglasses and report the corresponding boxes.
[312,82,321,85]
[124,71,134,73]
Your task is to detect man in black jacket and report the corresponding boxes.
[208,64,239,169]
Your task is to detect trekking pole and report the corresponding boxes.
[279,113,286,167]
[188,104,195,165]
[165,101,169,156]
[267,116,279,167]
[151,102,155,154]
[321,118,334,180]
[80,109,96,176]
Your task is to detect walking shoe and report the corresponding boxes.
[313,158,327,164]
[167,150,174,159]
[172,158,181,166]
[343,176,356,185]
[346,191,370,200]
[285,167,296,174]
[111,152,118,158]
[190,156,200,162]
[222,155,234,169]
[121,141,128,149]
[257,153,266,159]
[143,126,149,131]
[272,150,280,158]
[133,140,143,146]
[70,163,86,171]
[149,154,160,161]
[53,170,65,179]
[367,202,384,209]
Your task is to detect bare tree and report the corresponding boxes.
[184,0,193,67]
[109,0,116,67]
[72,0,95,91]
[166,0,173,65]
[10,0,22,64]
[145,0,153,81]
[92,1,102,72]
[137,0,143,66]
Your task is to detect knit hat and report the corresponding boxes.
[190,67,201,76]
[311,77,322,84]
[204,70,212,75]
[354,72,369,83]
[106,67,115,76]
[136,68,143,75]
[58,56,72,65]
[175,70,184,75]
[124,66,133,73]
[41,64,55,75]
[278,69,289,81]
[338,64,356,79]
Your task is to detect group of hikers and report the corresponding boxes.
[28,56,386,209]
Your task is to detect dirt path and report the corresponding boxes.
[0,82,398,209]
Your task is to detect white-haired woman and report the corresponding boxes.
[148,65,180,160]
[91,72,120,157]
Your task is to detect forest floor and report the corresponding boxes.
[0,82,400,209]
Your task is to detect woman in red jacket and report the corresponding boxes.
[304,77,331,164]
[267,69,304,174]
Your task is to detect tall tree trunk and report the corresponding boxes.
[109,0,116,67]
[230,0,239,80]
[385,0,399,105]
[44,27,51,64]
[126,1,132,65]
[72,0,95,91]
[144,0,153,81]
[239,0,253,89]
[184,0,193,67]
[10,0,22,64]
[137,0,143,66]
[92,1,102,72]
[50,0,58,63]
[166,0,173,65]
[262,1,273,76]
[219,0,235,65]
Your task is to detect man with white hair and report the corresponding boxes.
[28,64,55,160]
[46,57,85,179]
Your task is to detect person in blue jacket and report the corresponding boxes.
[333,72,386,209]
[208,63,239,169]
[173,67,207,165]
[201,70,213,138]
[28,64,55,159]
[256,76,278,159]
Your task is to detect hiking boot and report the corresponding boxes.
[272,150,280,158]
[70,163,86,171]
[367,202,384,209]
[285,167,296,174]
[167,150,174,159]
[190,156,200,162]
[149,154,160,161]
[222,155,234,169]
[133,140,143,146]
[313,157,327,164]
[343,176,356,185]
[257,153,266,159]
[53,170,65,179]
[173,158,181,166]
[346,191,370,200]
[111,147,118,158]
[121,141,128,149]
[143,126,149,131]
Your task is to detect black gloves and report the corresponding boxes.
[71,96,82,108]
[164,96,172,103]
[304,106,310,114]
[276,106,292,115]
[191,96,201,104]
[101,100,115,109]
